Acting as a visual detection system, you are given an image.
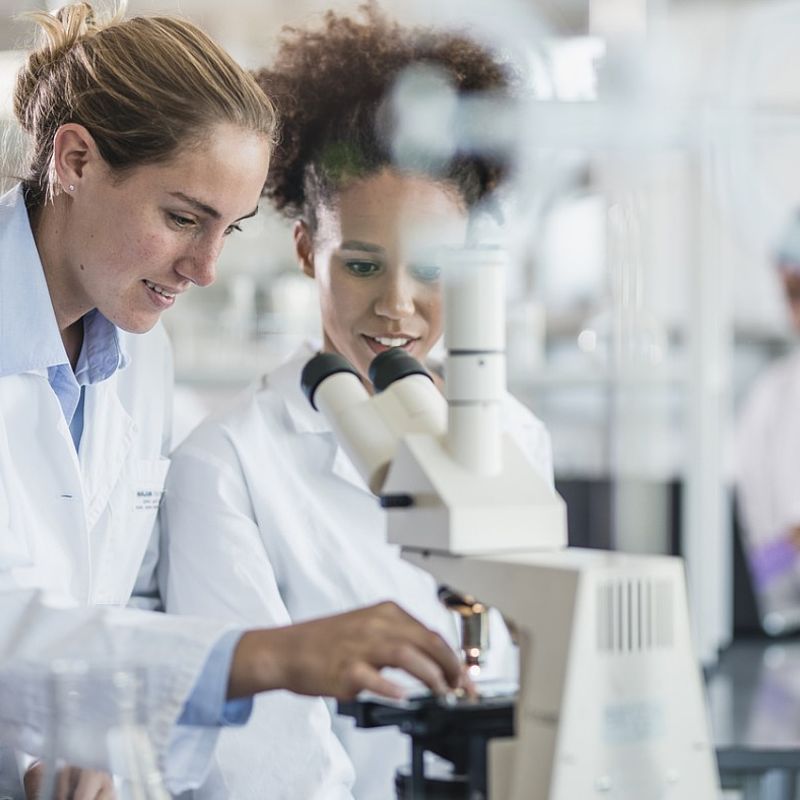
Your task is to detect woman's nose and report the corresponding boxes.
[374,272,415,319]
[176,240,220,288]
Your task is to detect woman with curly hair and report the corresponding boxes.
[162,6,554,798]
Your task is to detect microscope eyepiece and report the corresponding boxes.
[301,353,360,410]
[369,348,432,393]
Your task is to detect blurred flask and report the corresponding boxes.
[37,662,170,800]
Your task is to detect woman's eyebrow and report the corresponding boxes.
[168,191,258,222]
[169,191,221,218]
[339,240,385,253]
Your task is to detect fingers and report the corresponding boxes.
[22,761,42,800]
[57,767,73,800]
[336,602,460,697]
[381,641,450,696]
[342,661,406,701]
[375,602,462,689]
[26,764,75,800]
[23,764,114,800]
[412,629,462,689]
[74,769,115,800]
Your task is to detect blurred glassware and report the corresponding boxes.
[38,662,169,800]
[579,197,667,371]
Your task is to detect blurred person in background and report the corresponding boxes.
[735,214,800,627]
[162,5,555,798]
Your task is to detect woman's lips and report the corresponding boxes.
[142,279,176,309]
[362,334,417,354]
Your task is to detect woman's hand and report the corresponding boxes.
[24,762,115,800]
[229,601,462,700]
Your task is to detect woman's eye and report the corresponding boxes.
[411,265,442,283]
[169,213,196,229]
[345,260,381,277]
[224,223,243,236]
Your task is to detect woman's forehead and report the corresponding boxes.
[318,202,467,247]
[321,171,466,227]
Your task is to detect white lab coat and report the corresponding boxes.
[735,348,800,562]
[162,342,554,800]
[0,187,231,792]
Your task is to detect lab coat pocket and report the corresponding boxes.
[130,457,171,515]
[95,457,170,604]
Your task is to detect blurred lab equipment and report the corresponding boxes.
[302,246,720,799]
[38,663,169,800]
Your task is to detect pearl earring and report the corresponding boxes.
[67,184,75,192]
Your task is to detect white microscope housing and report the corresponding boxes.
[301,246,720,799]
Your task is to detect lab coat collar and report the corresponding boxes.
[268,341,373,492]
[269,340,335,435]
[0,186,128,379]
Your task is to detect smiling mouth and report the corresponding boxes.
[143,279,178,299]
[363,335,418,353]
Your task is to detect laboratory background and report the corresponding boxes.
[3,0,800,797]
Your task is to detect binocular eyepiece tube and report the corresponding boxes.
[301,349,445,495]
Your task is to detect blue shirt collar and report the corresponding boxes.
[0,185,128,382]
[74,309,128,385]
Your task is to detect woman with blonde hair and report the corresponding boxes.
[0,3,462,795]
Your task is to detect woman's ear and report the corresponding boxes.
[52,123,99,194]
[293,220,315,279]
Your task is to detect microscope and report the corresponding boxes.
[301,247,720,799]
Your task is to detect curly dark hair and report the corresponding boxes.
[254,3,512,228]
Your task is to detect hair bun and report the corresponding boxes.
[13,2,115,133]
